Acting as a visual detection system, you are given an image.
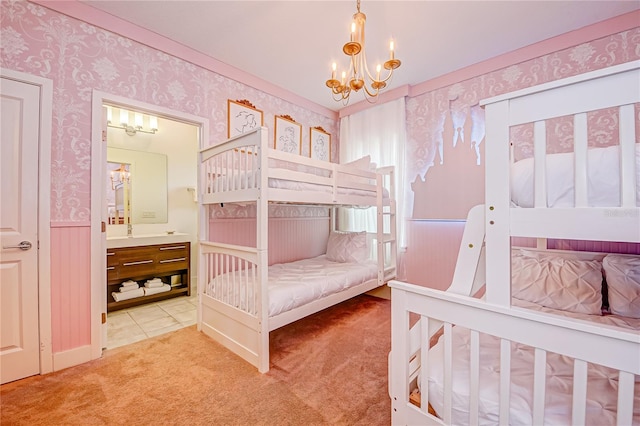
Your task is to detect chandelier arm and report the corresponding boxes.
[376,69,395,84]
[359,49,378,83]
[362,84,380,99]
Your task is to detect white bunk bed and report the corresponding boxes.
[197,126,397,373]
[389,60,640,425]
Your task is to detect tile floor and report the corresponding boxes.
[106,293,198,350]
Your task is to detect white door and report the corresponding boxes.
[0,76,41,384]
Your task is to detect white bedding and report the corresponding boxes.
[209,172,387,200]
[426,299,640,425]
[206,255,378,317]
[510,143,640,208]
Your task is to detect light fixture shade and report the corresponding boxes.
[120,109,129,126]
[149,115,158,131]
[134,112,143,128]
[106,106,113,124]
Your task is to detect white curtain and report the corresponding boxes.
[338,97,407,249]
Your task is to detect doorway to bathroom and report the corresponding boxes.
[90,92,209,353]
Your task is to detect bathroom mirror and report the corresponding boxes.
[106,147,168,224]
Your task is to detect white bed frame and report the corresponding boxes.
[389,60,640,425]
[197,127,397,373]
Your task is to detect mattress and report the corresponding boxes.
[426,299,640,425]
[209,172,388,200]
[208,153,389,201]
[206,255,378,317]
[510,143,640,208]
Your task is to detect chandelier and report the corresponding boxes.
[325,0,401,105]
[109,163,130,190]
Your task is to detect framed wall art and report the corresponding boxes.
[227,99,263,138]
[309,126,331,161]
[274,115,302,154]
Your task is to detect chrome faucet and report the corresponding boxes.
[127,223,133,237]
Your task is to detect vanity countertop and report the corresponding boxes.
[107,232,189,249]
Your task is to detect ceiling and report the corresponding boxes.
[80,1,639,112]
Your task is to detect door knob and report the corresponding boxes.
[2,240,32,250]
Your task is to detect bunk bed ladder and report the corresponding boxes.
[378,166,397,284]
[445,204,485,298]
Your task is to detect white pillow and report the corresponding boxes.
[343,155,371,170]
[603,254,640,319]
[511,250,603,315]
[326,231,368,263]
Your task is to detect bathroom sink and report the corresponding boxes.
[106,232,189,248]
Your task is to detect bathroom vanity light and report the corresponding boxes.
[106,106,159,136]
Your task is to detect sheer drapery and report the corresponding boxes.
[338,98,407,249]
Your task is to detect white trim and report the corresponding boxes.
[0,69,54,375]
[90,91,210,356]
[52,345,93,372]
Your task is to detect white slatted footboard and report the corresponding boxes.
[199,240,270,372]
[389,282,640,426]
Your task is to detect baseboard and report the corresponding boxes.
[52,344,93,372]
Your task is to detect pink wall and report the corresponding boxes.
[50,225,91,352]
[403,221,466,291]
[1,0,638,357]
[210,216,330,266]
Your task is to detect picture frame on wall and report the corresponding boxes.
[274,115,302,154]
[309,126,331,161]
[227,99,263,138]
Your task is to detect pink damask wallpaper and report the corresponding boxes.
[1,0,638,357]
[406,27,640,219]
[0,0,338,223]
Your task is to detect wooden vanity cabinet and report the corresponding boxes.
[106,241,190,312]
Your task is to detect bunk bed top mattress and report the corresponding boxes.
[207,255,378,317]
[510,143,640,208]
[211,172,389,200]
[426,299,640,425]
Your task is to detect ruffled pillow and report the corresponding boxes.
[603,254,640,319]
[511,250,603,315]
[326,231,368,263]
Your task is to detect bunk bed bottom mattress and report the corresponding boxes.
[207,255,378,317]
[426,299,640,425]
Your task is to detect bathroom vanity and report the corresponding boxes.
[106,235,190,312]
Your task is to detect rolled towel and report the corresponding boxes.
[120,283,140,292]
[112,287,144,302]
[144,280,164,289]
[143,284,171,296]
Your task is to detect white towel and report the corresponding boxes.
[144,280,164,289]
[121,280,137,286]
[112,288,144,302]
[119,284,140,292]
[148,278,163,284]
[143,284,171,296]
